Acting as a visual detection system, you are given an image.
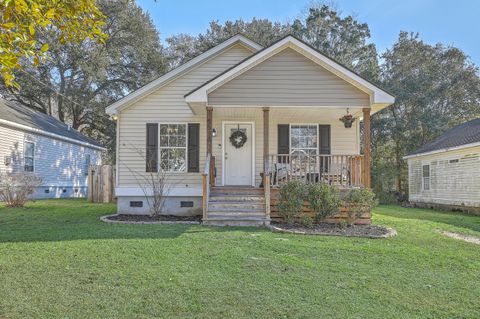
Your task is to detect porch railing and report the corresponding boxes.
[268,154,364,188]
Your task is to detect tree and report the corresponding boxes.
[0,0,106,87]
[291,5,380,81]
[1,0,168,160]
[166,18,290,67]
[372,32,480,200]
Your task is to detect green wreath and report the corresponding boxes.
[229,130,247,148]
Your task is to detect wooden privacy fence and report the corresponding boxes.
[87,165,116,203]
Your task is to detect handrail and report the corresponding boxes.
[268,154,364,188]
[202,154,212,220]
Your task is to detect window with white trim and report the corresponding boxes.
[24,142,34,172]
[85,154,91,176]
[160,124,187,172]
[422,164,430,191]
[290,125,318,155]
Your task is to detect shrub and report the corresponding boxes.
[0,172,42,207]
[343,187,377,225]
[278,180,306,224]
[299,214,314,228]
[307,183,341,221]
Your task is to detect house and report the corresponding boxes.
[0,98,104,198]
[404,119,480,213]
[106,34,395,225]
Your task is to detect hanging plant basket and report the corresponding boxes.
[229,130,247,148]
[339,114,355,128]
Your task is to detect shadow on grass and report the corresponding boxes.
[0,199,268,244]
[375,205,480,233]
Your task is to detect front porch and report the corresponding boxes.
[201,106,372,226]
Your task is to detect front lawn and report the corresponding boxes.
[0,200,479,318]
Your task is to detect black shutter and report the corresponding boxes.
[187,123,200,172]
[146,123,158,172]
[278,124,290,163]
[319,124,331,172]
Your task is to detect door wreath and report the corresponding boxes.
[229,129,247,148]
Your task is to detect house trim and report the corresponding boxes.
[105,35,262,115]
[221,121,256,186]
[185,35,395,111]
[403,142,480,159]
[115,186,203,197]
[0,118,106,151]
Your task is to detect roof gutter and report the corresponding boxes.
[0,118,106,151]
[402,142,480,159]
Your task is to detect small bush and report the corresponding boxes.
[307,183,341,221]
[343,187,377,225]
[278,180,306,224]
[299,214,314,228]
[0,172,42,207]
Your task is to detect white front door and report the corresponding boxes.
[224,123,253,186]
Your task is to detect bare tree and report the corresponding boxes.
[120,143,170,216]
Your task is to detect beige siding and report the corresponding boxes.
[118,44,255,187]
[208,48,370,107]
[408,146,480,207]
[0,124,24,173]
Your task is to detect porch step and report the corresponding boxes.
[203,217,270,227]
[204,187,269,226]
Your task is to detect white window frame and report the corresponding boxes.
[85,154,91,176]
[422,164,430,191]
[289,124,319,156]
[24,141,35,172]
[159,122,188,173]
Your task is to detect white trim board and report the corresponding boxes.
[115,186,203,197]
[402,142,480,159]
[105,35,262,115]
[185,35,395,113]
[0,119,106,151]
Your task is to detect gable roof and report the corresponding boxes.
[404,118,480,158]
[105,34,262,115]
[0,98,105,151]
[185,35,395,113]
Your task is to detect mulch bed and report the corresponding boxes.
[269,222,396,238]
[102,214,201,224]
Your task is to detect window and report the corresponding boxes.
[24,142,34,172]
[422,164,430,191]
[85,154,91,176]
[160,124,187,172]
[290,125,318,155]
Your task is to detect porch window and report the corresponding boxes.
[85,154,91,176]
[160,124,187,172]
[422,164,430,191]
[24,142,35,172]
[290,125,318,155]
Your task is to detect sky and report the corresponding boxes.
[136,0,480,65]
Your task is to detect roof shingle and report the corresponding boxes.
[407,118,480,156]
[0,98,103,149]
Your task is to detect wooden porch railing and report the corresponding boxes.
[202,155,215,219]
[268,154,364,188]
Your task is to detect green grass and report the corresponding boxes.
[0,200,479,319]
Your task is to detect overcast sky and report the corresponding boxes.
[137,0,480,65]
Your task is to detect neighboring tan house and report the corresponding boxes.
[404,118,480,213]
[106,34,395,225]
[0,98,104,198]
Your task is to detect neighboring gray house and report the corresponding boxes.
[404,119,480,213]
[0,98,104,198]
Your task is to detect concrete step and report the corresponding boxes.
[203,217,270,227]
[208,202,265,211]
[208,212,266,218]
[209,195,265,202]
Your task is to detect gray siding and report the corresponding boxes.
[0,124,101,198]
[208,48,370,107]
